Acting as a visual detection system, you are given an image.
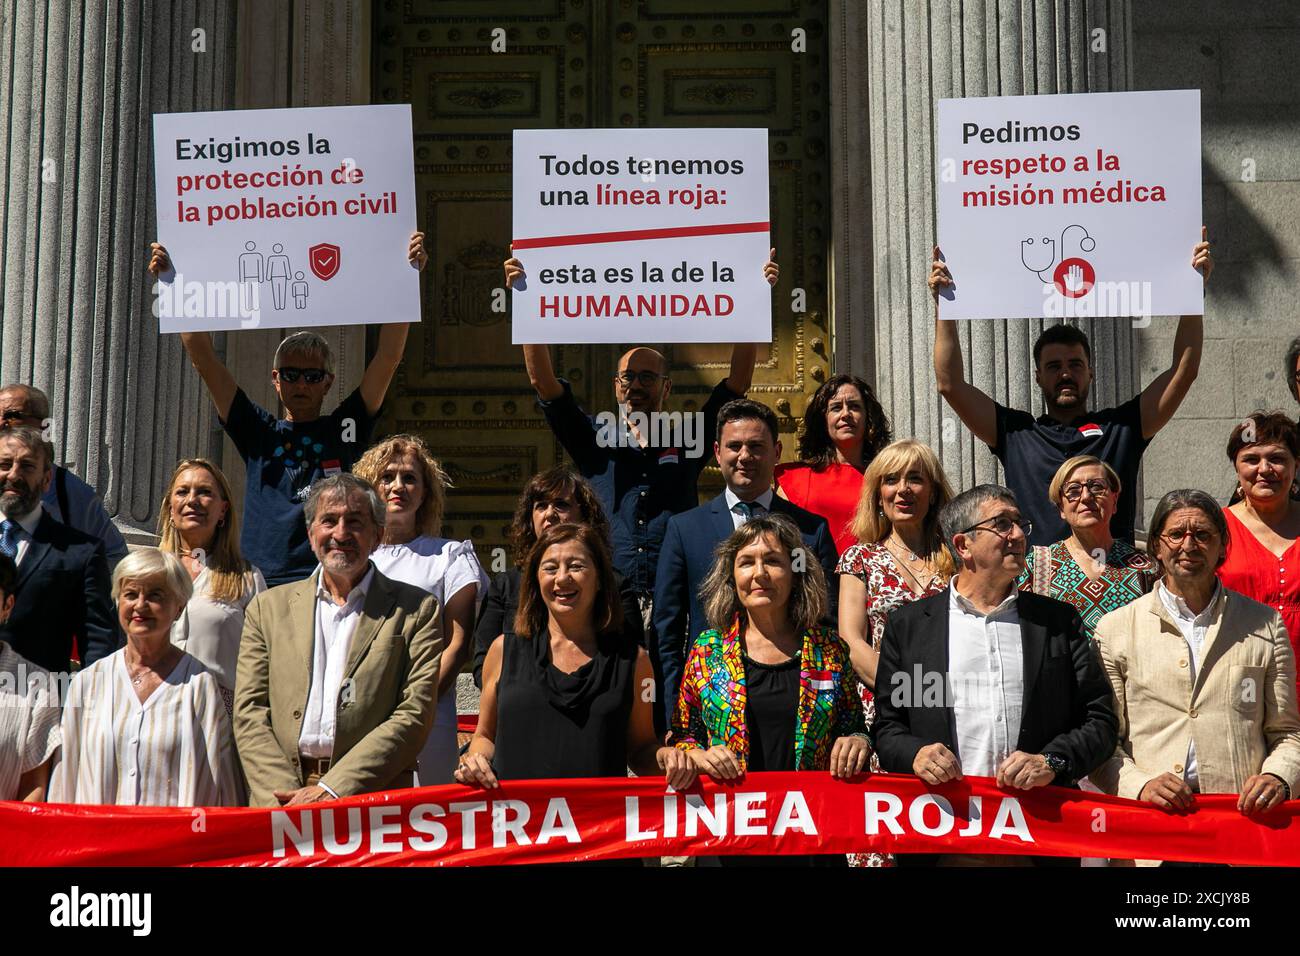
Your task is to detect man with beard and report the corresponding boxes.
[0,384,128,569]
[929,230,1213,545]
[504,251,778,622]
[233,473,442,806]
[0,426,117,672]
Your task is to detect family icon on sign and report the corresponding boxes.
[236,240,341,312]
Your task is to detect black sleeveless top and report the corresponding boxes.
[492,629,638,781]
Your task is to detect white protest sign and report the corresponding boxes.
[510,128,771,344]
[936,90,1202,321]
[152,104,419,332]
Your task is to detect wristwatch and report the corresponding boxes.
[1040,752,1069,779]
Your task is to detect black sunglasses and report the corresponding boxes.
[276,367,329,385]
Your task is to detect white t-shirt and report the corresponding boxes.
[370,536,487,785]
[0,641,61,800]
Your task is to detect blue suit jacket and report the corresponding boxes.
[651,492,839,728]
[0,511,120,673]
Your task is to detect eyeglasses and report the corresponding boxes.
[1062,480,1111,502]
[960,515,1032,539]
[1160,527,1216,547]
[614,370,665,387]
[276,367,329,385]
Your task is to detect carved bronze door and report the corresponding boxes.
[373,0,830,559]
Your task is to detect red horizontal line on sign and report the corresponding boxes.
[512,221,770,249]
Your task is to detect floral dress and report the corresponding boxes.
[836,541,948,867]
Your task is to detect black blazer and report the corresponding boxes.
[872,586,1117,785]
[651,492,840,729]
[0,512,120,673]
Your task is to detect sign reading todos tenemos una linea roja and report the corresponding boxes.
[936,90,1203,322]
[510,128,772,344]
[152,104,419,333]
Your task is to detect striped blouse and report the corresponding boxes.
[49,649,240,807]
[0,641,62,800]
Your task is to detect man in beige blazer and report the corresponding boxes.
[1093,489,1300,863]
[234,474,442,807]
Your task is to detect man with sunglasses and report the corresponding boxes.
[873,483,1117,866]
[0,384,128,570]
[503,250,778,616]
[148,233,428,585]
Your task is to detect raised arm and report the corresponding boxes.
[1138,227,1213,439]
[931,246,997,447]
[721,248,778,395]
[504,255,564,400]
[149,242,240,420]
[359,231,428,416]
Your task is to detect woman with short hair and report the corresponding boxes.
[672,513,866,866]
[1218,412,1300,692]
[51,548,239,806]
[1019,455,1159,640]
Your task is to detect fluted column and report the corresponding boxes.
[847,0,1136,493]
[0,0,237,538]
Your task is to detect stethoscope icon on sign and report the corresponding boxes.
[1022,224,1097,298]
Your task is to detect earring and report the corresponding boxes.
[217,516,226,528]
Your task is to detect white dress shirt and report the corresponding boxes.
[947,577,1025,777]
[0,501,43,566]
[298,566,375,760]
[1155,579,1221,791]
[724,487,775,529]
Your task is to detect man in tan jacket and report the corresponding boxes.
[234,474,442,807]
[1093,489,1300,862]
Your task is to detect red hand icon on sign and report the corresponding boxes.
[310,243,341,281]
[1053,257,1094,299]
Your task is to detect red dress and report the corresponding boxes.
[773,461,863,557]
[1218,509,1300,690]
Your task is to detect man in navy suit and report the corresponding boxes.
[652,398,839,729]
[0,427,118,673]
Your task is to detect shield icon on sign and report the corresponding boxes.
[309,243,341,281]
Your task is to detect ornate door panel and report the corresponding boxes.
[373,0,829,555]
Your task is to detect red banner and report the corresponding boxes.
[2,772,1297,867]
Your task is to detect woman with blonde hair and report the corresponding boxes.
[157,458,265,715]
[51,548,239,806]
[1019,454,1158,640]
[354,433,488,784]
[835,439,955,867]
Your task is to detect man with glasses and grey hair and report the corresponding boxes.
[234,473,442,807]
[148,233,428,585]
[873,483,1117,866]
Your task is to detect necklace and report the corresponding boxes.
[887,534,920,562]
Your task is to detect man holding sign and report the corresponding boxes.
[505,253,777,612]
[148,233,427,585]
[931,232,1211,546]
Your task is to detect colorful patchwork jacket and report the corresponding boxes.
[670,617,866,771]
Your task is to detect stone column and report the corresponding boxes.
[839,0,1137,495]
[0,0,238,540]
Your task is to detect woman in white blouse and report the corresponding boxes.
[355,434,488,784]
[51,548,239,806]
[156,458,266,715]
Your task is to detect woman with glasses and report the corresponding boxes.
[1019,455,1159,641]
[1093,490,1300,864]
[773,374,893,555]
[1218,412,1300,693]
